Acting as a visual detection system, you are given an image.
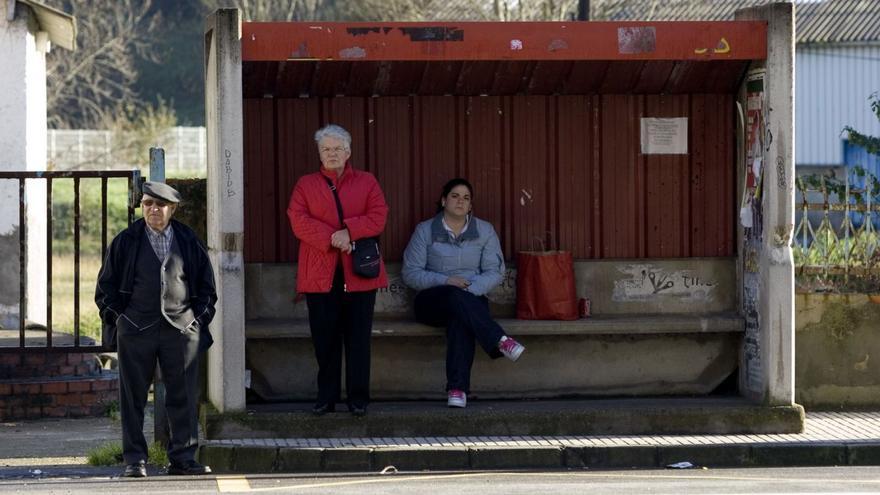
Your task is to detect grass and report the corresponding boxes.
[87,441,169,467]
[49,253,103,342]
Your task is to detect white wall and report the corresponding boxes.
[0,2,48,326]
[796,43,880,166]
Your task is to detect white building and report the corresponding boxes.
[0,0,75,328]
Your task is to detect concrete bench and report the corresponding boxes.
[247,313,744,338]
[244,258,743,401]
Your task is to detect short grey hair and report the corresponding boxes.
[314,124,352,151]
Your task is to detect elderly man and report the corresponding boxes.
[96,182,216,478]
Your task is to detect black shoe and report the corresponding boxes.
[123,460,146,478]
[312,403,335,416]
[167,460,212,476]
[349,404,367,417]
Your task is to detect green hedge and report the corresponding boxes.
[51,179,131,255]
[51,178,207,254]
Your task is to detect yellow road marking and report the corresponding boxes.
[216,475,252,492]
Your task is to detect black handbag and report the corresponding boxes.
[324,177,381,279]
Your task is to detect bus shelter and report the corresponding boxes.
[203,4,795,427]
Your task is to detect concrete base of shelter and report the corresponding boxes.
[199,397,807,473]
[203,398,803,439]
[198,440,879,474]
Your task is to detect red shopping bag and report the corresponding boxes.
[515,250,579,320]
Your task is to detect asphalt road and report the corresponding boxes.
[2,467,880,494]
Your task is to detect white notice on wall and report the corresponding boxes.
[640,117,688,154]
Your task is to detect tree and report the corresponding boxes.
[202,0,337,21]
[44,0,163,129]
[336,0,580,21]
[202,0,597,22]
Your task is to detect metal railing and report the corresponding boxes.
[793,173,880,286]
[0,170,140,352]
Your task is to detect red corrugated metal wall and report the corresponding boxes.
[243,94,734,263]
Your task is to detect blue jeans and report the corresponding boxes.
[414,285,505,393]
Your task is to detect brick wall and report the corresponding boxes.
[0,352,118,421]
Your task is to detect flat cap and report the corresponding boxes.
[142,181,181,204]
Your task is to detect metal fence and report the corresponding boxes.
[48,127,206,177]
[793,173,880,288]
[0,170,140,353]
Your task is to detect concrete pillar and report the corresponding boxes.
[204,8,246,412]
[0,1,48,329]
[735,2,796,405]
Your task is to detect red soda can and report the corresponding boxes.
[578,297,591,318]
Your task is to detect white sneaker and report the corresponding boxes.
[447,389,467,408]
[498,336,525,361]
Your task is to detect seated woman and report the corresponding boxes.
[402,178,525,408]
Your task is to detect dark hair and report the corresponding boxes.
[436,178,474,213]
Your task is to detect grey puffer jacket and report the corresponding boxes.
[401,214,505,297]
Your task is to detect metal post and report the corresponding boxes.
[577,0,589,21]
[150,148,166,183]
[150,147,170,448]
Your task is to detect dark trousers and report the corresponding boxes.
[305,269,377,408]
[117,319,201,465]
[413,285,505,393]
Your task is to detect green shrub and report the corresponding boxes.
[51,179,131,255]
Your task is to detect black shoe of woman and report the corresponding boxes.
[312,403,335,415]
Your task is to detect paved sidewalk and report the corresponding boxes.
[2,410,879,476]
[0,406,154,468]
[207,411,880,449]
[199,411,880,472]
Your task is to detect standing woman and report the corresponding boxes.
[287,124,389,417]
[402,178,525,408]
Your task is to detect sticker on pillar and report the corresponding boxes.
[640,118,688,154]
[618,27,656,54]
[510,39,523,50]
[742,272,762,394]
[744,70,766,242]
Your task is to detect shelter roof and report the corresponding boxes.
[241,20,766,97]
[242,21,766,62]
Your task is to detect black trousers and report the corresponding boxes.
[305,269,377,408]
[413,285,505,394]
[117,318,201,465]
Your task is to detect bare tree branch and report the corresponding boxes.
[203,0,336,21]
[44,0,162,129]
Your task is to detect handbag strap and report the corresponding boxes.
[323,176,346,229]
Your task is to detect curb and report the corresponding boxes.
[198,442,880,474]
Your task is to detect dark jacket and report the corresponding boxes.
[95,218,216,351]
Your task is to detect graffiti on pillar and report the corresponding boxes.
[776,155,787,190]
[612,264,717,302]
[742,272,763,395]
[224,149,236,198]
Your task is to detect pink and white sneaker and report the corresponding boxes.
[447,389,467,408]
[498,336,525,361]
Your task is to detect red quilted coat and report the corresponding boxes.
[287,163,389,293]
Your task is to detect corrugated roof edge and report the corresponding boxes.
[595,0,880,44]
